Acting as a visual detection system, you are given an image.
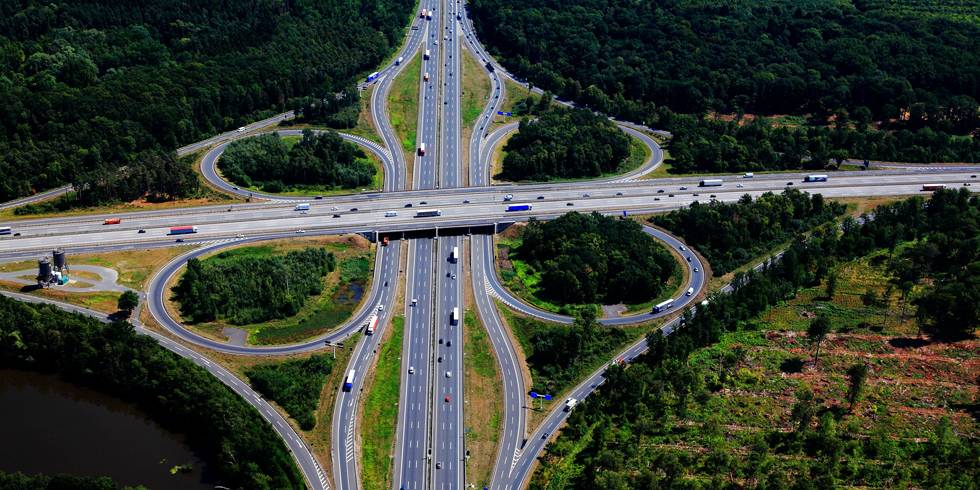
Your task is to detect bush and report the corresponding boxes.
[246,355,335,430]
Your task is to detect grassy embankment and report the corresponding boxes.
[164,236,374,345]
[494,225,683,316]
[360,315,404,490]
[388,50,422,174]
[463,310,503,487]
[460,46,493,185]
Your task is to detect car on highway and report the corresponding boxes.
[237,127,245,132]
[668,193,675,197]
[411,298,417,306]
[445,371,452,378]
[680,245,686,251]
[657,189,665,193]
[331,206,338,211]
[233,186,239,190]
[137,229,146,233]
[710,194,717,198]
[616,192,623,196]
[694,267,700,273]
[438,356,442,362]
[686,256,692,262]
[679,186,688,190]
[463,200,470,203]
[296,229,306,233]
[378,304,384,311]
[692,193,699,196]
[446,340,452,346]
[436,461,443,469]
[332,214,341,218]
[236,234,245,238]
[175,238,185,243]
[419,201,428,205]
[737,183,744,188]
[315,196,323,200]
[787,181,794,185]
[566,202,574,206]
[409,366,415,374]
[503,194,513,201]
[443,395,449,403]
[350,207,358,211]
[451,273,456,279]
[583,193,590,197]
[404,203,413,207]
[542,432,549,439]
[537,195,544,200]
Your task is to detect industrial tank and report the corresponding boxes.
[37,258,52,282]
[53,248,67,270]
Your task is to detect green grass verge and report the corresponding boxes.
[389,50,422,155]
[461,46,492,129]
[360,315,404,490]
[463,309,503,488]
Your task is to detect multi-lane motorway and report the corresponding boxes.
[2,0,979,489]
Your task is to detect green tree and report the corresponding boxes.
[845,363,869,412]
[117,291,139,316]
[807,316,832,364]
[791,386,818,434]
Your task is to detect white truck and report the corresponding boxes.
[294,203,310,211]
[564,398,577,412]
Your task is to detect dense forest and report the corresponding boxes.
[219,130,375,193]
[172,247,335,325]
[651,189,846,274]
[516,212,676,305]
[0,472,132,489]
[532,189,979,488]
[0,0,413,205]
[500,107,630,181]
[246,355,335,431]
[0,296,304,488]
[469,0,980,166]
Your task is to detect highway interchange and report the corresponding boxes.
[1,0,979,489]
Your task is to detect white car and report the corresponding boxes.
[737,183,744,188]
[378,304,384,311]
[445,371,452,378]
[237,126,246,132]
[296,229,306,233]
[409,366,415,374]
[236,234,245,239]
[451,274,456,280]
[503,194,513,201]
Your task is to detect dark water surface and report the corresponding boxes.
[0,369,214,489]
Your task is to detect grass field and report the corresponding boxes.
[360,315,403,490]
[389,50,422,162]
[463,309,503,488]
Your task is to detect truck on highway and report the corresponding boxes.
[169,226,199,235]
[366,71,380,82]
[418,143,426,156]
[424,72,430,82]
[364,314,379,335]
[564,398,577,412]
[506,204,531,212]
[420,8,427,18]
[103,218,121,225]
[343,370,355,391]
[451,307,459,325]
[415,209,442,217]
[424,49,431,60]
[922,183,946,191]
[652,298,674,313]
[396,56,404,65]
[425,9,432,19]
[0,227,11,235]
[450,246,458,263]
[294,203,310,211]
[743,172,754,178]
[699,179,723,187]
[384,211,398,217]
[804,174,828,182]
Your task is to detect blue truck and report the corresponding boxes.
[506,204,531,212]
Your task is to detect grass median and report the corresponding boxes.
[463,309,503,488]
[389,50,422,164]
[360,315,404,490]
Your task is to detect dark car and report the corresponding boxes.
[657,189,665,193]
[668,194,675,197]
[566,202,574,206]
[616,192,623,196]
[176,238,185,243]
[405,203,413,207]
[420,201,428,205]
[333,214,341,218]
[137,229,146,233]
[350,207,358,211]
[787,182,794,186]
[13,232,21,237]
[537,196,544,200]
[315,196,323,200]
[463,200,470,203]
